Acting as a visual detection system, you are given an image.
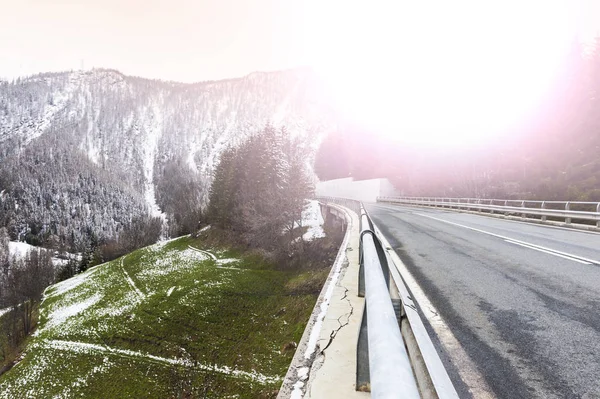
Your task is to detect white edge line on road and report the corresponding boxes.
[503,240,592,265]
[415,212,600,265]
[369,219,495,399]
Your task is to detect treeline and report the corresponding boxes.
[0,133,158,251]
[207,126,313,253]
[315,38,600,201]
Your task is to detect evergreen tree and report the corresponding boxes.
[207,126,314,252]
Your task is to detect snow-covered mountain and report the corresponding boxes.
[0,68,334,248]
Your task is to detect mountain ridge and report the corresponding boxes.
[0,67,333,249]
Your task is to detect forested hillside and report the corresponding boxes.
[316,39,600,201]
[0,69,332,253]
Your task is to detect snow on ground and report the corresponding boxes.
[151,234,190,252]
[188,246,241,267]
[141,247,212,278]
[216,258,238,265]
[42,294,102,332]
[290,366,310,399]
[141,102,166,221]
[45,268,98,299]
[14,72,80,150]
[9,241,80,269]
[187,245,217,261]
[8,241,37,259]
[301,200,325,241]
[119,257,145,299]
[0,237,288,399]
[38,339,282,384]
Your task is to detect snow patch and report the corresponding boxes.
[301,200,325,241]
[151,234,190,251]
[46,268,97,298]
[8,241,36,259]
[139,246,211,278]
[141,103,164,217]
[120,258,145,299]
[198,225,211,233]
[187,245,217,261]
[290,367,310,399]
[41,339,282,384]
[43,294,102,331]
[9,241,79,269]
[216,258,238,265]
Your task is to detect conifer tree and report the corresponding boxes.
[208,126,314,252]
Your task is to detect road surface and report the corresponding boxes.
[365,203,600,399]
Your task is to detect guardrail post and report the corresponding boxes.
[359,249,366,298]
[359,212,370,297]
[541,202,547,222]
[356,305,370,391]
[521,200,526,219]
[597,203,600,228]
[565,202,571,224]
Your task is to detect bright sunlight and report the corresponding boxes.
[297,0,579,146]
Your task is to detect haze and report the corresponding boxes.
[1,0,599,146]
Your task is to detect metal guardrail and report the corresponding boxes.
[358,206,420,398]
[378,196,600,228]
[317,197,459,398]
[315,196,361,215]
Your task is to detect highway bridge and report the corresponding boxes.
[279,197,600,399]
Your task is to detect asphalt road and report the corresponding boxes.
[365,203,600,399]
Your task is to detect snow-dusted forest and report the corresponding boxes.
[0,68,333,253]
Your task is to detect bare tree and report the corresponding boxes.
[9,249,54,336]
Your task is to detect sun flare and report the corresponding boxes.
[297,0,578,147]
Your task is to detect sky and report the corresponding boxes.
[1,0,600,145]
[0,0,309,82]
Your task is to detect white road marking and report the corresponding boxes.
[503,240,591,265]
[415,213,600,265]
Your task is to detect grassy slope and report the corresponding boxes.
[0,235,320,398]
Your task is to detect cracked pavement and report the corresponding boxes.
[277,205,369,399]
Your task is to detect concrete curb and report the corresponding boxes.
[277,203,368,399]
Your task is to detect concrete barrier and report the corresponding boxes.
[278,202,368,399]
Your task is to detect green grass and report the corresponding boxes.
[0,235,323,398]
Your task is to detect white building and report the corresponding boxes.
[315,177,400,203]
